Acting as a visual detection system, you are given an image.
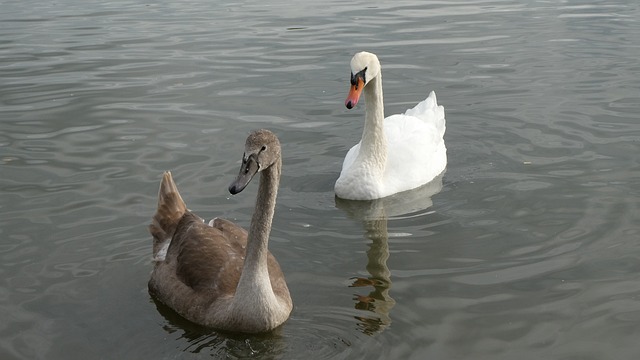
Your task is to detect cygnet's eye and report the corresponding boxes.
[261,145,267,151]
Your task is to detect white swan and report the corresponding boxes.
[335,51,447,200]
[148,129,292,333]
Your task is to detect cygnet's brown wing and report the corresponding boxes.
[209,218,248,246]
[168,212,247,294]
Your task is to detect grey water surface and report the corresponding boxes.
[2,0,640,359]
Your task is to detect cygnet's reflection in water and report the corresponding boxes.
[335,175,444,335]
[151,296,286,356]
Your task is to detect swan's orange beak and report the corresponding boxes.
[345,77,364,109]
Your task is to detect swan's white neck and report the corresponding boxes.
[358,74,387,174]
[233,159,281,308]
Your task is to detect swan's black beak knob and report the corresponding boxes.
[229,154,260,195]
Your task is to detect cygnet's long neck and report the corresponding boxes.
[359,74,387,173]
[235,158,281,300]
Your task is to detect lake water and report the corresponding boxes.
[2,0,639,358]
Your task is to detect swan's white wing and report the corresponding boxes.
[382,92,447,194]
[340,142,361,176]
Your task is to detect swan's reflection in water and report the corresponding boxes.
[349,216,394,335]
[335,175,443,335]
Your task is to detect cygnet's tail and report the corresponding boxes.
[149,171,187,260]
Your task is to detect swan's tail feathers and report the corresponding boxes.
[404,91,446,134]
[149,171,187,260]
[427,90,437,108]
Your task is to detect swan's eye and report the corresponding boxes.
[242,154,247,164]
[351,68,367,87]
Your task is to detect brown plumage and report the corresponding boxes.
[148,129,292,333]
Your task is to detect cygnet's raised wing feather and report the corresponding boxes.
[209,217,248,245]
